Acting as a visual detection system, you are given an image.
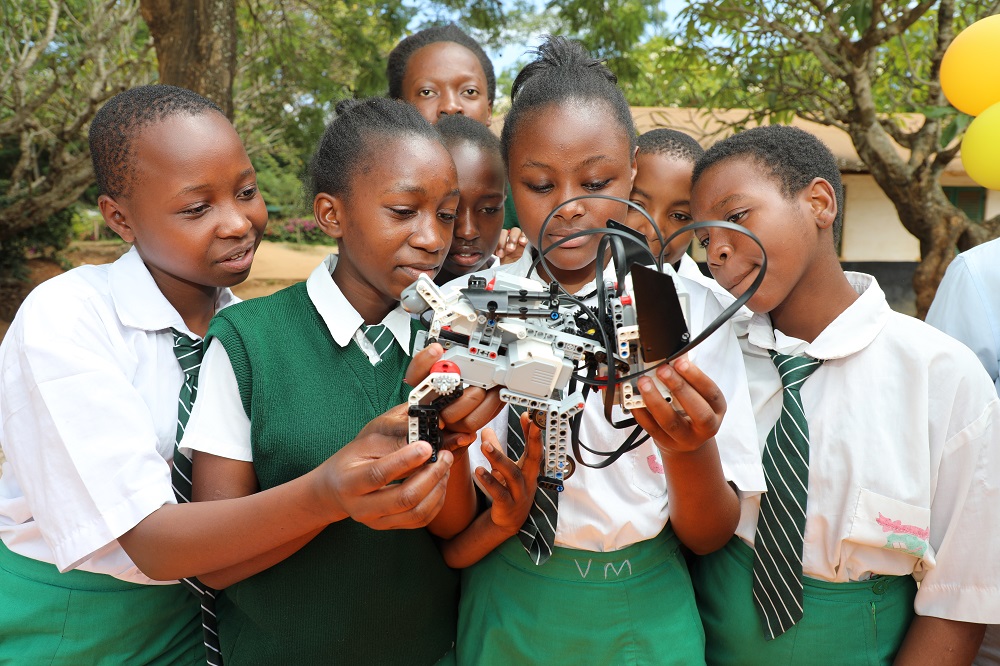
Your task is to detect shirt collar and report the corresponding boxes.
[746,272,890,360]
[305,254,412,352]
[110,247,238,339]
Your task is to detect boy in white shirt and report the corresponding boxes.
[688,124,1000,664]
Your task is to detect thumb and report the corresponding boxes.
[347,440,436,494]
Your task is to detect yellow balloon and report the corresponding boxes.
[961,101,1000,190]
[941,15,1000,116]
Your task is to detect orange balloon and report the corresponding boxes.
[941,15,1000,116]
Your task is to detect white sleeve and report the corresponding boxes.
[682,279,765,495]
[180,339,253,462]
[926,256,1000,390]
[914,395,1000,622]
[0,289,175,571]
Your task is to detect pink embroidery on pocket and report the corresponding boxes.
[647,455,664,474]
[876,513,930,540]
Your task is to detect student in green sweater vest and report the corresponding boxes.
[181,97,506,664]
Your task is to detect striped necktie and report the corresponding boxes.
[752,351,823,640]
[506,405,559,565]
[363,323,396,364]
[170,329,223,666]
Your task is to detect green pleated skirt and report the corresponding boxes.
[0,540,203,665]
[691,537,916,665]
[458,526,705,666]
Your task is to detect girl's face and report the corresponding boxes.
[101,111,267,298]
[401,42,493,126]
[507,101,636,290]
[315,135,459,322]
[439,141,506,281]
[626,153,695,265]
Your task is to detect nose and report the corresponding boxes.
[438,90,463,116]
[411,214,449,254]
[219,203,253,239]
[454,209,478,241]
[705,229,734,269]
[554,193,585,221]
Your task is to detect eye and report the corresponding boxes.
[462,88,480,97]
[726,210,748,224]
[670,211,692,222]
[697,233,710,248]
[480,206,502,215]
[628,199,646,211]
[182,204,210,216]
[438,210,457,223]
[238,185,258,200]
[389,207,416,218]
[583,179,611,192]
[525,182,553,194]
[418,88,435,97]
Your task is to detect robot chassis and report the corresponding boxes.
[401,270,687,492]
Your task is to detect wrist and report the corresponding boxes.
[655,436,715,460]
[306,466,350,525]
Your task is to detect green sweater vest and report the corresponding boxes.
[206,282,458,665]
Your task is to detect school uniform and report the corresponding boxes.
[926,239,1000,665]
[0,247,226,664]
[454,249,765,665]
[181,255,459,665]
[693,272,1000,665]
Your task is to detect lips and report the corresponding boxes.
[448,247,485,267]
[398,264,439,281]
[545,228,591,250]
[218,243,255,273]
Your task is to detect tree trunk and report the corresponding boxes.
[139,0,237,119]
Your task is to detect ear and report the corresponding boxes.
[629,145,639,187]
[484,100,494,127]
[98,194,135,243]
[314,192,345,240]
[806,177,837,230]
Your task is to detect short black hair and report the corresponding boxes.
[89,84,224,199]
[436,113,502,157]
[692,125,845,245]
[501,36,636,165]
[637,128,704,164]
[387,24,496,103]
[308,97,444,200]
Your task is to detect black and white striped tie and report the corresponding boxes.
[752,351,823,640]
[506,405,559,565]
[171,330,223,665]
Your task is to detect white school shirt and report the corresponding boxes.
[925,239,1000,395]
[461,248,765,553]
[0,248,237,584]
[182,255,413,463]
[735,272,1000,623]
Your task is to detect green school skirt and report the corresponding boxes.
[0,541,203,665]
[458,526,705,666]
[692,538,916,665]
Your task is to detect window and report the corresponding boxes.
[944,186,986,222]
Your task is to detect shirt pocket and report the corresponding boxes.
[847,488,931,560]
[631,447,668,498]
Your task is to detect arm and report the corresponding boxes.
[189,453,322,589]
[119,406,455,581]
[894,616,985,665]
[631,357,740,554]
[440,420,544,569]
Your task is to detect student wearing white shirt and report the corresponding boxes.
[688,125,1000,664]
[0,86,458,665]
[927,238,1000,665]
[446,38,764,665]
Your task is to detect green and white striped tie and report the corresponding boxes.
[363,323,396,364]
[752,351,823,641]
[507,405,559,565]
[170,329,223,666]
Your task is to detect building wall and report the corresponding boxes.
[840,175,920,262]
